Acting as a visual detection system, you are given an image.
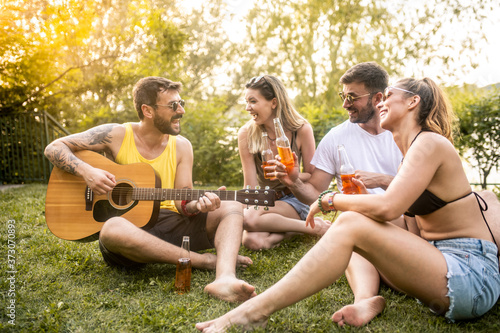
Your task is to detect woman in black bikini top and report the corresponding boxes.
[196,77,500,332]
[403,130,497,249]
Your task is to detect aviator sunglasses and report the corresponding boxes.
[338,92,372,104]
[156,99,186,112]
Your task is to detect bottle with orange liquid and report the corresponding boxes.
[175,236,191,294]
[261,132,275,180]
[338,144,361,194]
[273,118,294,173]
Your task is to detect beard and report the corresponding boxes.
[347,100,376,124]
[153,114,182,135]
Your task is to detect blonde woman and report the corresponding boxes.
[239,75,330,250]
[197,77,500,331]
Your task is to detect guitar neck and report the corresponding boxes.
[132,188,237,202]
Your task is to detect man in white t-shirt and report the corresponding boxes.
[274,62,404,327]
[312,120,402,195]
[277,61,402,203]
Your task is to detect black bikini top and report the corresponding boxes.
[404,190,472,217]
[402,130,498,255]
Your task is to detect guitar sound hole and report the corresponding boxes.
[111,183,133,207]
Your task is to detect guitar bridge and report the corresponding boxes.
[85,186,94,211]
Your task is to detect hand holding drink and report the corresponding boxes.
[338,144,361,194]
[261,132,276,180]
[273,118,294,173]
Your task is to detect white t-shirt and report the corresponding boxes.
[311,120,402,194]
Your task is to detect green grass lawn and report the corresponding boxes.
[1,184,499,332]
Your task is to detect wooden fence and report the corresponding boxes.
[1,111,70,184]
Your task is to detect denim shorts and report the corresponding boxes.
[428,238,500,322]
[280,194,310,220]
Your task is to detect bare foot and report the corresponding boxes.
[331,296,386,327]
[196,299,268,332]
[204,276,257,303]
[311,217,332,236]
[236,255,253,268]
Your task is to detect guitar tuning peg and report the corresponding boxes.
[246,185,251,189]
[255,185,261,189]
[265,186,270,190]
[254,205,258,210]
[264,206,269,211]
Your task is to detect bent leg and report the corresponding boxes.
[332,253,385,327]
[203,201,256,303]
[242,201,331,250]
[196,211,449,332]
[333,215,417,326]
[100,217,215,270]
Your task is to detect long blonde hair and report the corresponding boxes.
[245,75,307,154]
[397,77,457,143]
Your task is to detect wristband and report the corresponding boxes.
[327,192,337,211]
[318,190,333,215]
[181,200,199,217]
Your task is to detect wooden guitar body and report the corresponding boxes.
[45,151,160,241]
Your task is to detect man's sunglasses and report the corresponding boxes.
[156,99,185,112]
[338,92,371,104]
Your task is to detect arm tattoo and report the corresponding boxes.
[46,143,82,176]
[66,124,115,148]
[46,124,117,176]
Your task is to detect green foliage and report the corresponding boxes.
[454,88,500,189]
[1,0,499,187]
[299,102,347,143]
[236,0,496,109]
[1,184,499,332]
[183,97,245,187]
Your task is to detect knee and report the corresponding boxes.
[100,217,129,244]
[242,209,261,231]
[330,211,373,235]
[242,232,266,250]
[334,211,364,226]
[479,190,499,202]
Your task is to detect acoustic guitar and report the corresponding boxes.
[45,150,275,241]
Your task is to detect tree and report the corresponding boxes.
[230,0,497,139]
[455,89,500,189]
[0,0,247,185]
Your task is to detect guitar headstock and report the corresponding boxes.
[236,187,276,208]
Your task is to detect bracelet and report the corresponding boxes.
[317,190,333,215]
[327,192,337,211]
[181,200,199,217]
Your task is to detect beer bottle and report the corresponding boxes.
[261,132,275,180]
[338,144,360,194]
[175,236,191,294]
[273,118,294,173]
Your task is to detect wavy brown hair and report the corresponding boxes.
[396,77,457,143]
[244,75,307,154]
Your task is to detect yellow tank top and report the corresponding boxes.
[115,123,178,212]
